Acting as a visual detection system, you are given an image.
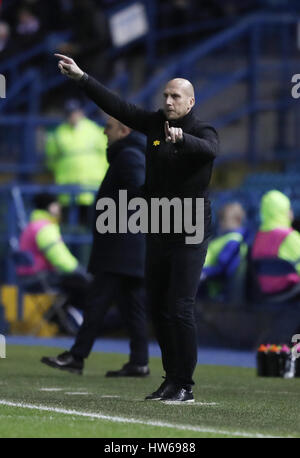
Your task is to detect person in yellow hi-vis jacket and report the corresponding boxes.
[200,202,248,301]
[46,99,108,221]
[18,193,91,316]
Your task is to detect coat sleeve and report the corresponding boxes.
[116,149,145,199]
[36,224,79,273]
[79,74,153,135]
[178,126,219,160]
[279,230,300,275]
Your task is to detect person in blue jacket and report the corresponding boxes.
[41,117,149,377]
[200,202,248,300]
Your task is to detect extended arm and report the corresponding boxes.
[279,230,300,275]
[55,54,151,135]
[36,224,78,273]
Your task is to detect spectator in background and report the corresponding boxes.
[251,190,300,294]
[14,6,44,51]
[0,21,15,60]
[17,0,69,31]
[200,202,248,300]
[45,99,108,223]
[56,0,111,80]
[2,0,71,34]
[17,193,91,310]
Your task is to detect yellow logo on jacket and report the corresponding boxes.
[153,140,160,146]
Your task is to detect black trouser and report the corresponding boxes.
[146,237,209,388]
[71,272,148,365]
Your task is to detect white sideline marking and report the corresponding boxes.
[39,388,63,392]
[100,395,120,398]
[0,399,286,438]
[65,392,89,396]
[254,390,299,396]
[194,402,218,406]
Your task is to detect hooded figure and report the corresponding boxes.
[252,190,300,294]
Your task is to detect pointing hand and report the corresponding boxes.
[54,54,84,81]
[164,121,183,144]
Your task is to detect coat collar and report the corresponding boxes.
[167,108,195,129]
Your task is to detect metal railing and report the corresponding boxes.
[131,13,300,162]
[1,11,300,174]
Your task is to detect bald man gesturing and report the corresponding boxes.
[55,54,219,403]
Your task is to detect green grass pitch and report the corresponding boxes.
[0,345,300,438]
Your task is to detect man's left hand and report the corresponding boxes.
[165,121,183,144]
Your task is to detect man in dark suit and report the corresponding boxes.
[52,54,219,403]
[41,116,149,377]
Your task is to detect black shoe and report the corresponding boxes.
[41,351,83,375]
[106,363,150,377]
[145,379,176,400]
[162,387,194,403]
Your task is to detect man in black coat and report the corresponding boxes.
[41,116,149,377]
[53,54,219,403]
